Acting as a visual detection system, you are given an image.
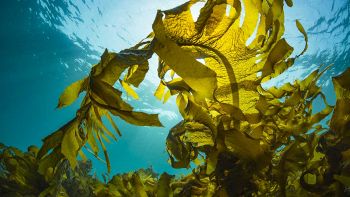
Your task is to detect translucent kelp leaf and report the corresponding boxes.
[295,19,308,57]
[96,130,111,173]
[153,11,217,100]
[61,123,81,169]
[120,79,139,100]
[154,81,166,100]
[92,108,118,142]
[106,112,122,137]
[90,77,132,111]
[124,63,149,87]
[57,78,87,108]
[165,78,191,92]
[37,127,64,159]
[183,121,214,147]
[163,89,172,103]
[92,47,152,86]
[85,121,99,155]
[176,92,188,118]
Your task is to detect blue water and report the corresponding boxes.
[0,0,349,177]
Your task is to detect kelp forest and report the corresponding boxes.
[1,0,350,196]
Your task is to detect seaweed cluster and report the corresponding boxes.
[1,0,350,196]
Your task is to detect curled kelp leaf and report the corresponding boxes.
[295,19,308,57]
[166,120,215,168]
[57,78,87,108]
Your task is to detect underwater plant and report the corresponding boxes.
[1,0,350,196]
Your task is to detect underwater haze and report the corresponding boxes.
[0,0,349,177]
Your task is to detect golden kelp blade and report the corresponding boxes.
[57,78,87,108]
[119,79,139,100]
[295,19,308,57]
[153,11,217,100]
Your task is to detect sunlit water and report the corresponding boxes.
[0,0,349,177]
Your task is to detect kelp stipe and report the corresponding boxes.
[1,0,350,196]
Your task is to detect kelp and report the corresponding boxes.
[1,0,350,196]
[0,144,199,197]
[38,43,163,174]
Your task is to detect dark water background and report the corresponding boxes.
[0,0,349,176]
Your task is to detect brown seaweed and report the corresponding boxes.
[1,0,350,196]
